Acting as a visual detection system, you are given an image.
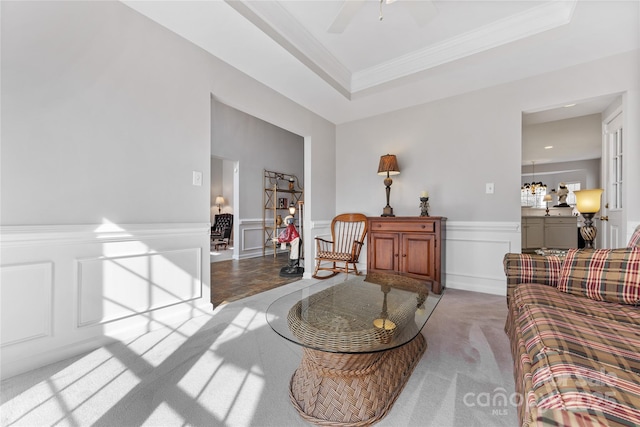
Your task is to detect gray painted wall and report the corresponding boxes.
[211,100,304,221]
[522,114,603,164]
[336,50,639,227]
[337,86,522,221]
[2,1,211,225]
[1,0,334,232]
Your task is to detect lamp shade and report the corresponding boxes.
[377,154,400,176]
[215,196,225,206]
[574,189,603,213]
[543,194,553,202]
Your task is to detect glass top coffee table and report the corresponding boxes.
[266,272,442,425]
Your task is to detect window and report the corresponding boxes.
[610,128,623,209]
[521,186,547,208]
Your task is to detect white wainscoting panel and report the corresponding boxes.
[310,220,331,238]
[1,262,53,347]
[444,221,520,296]
[77,248,202,327]
[0,223,210,378]
[304,220,332,278]
[239,219,266,256]
[239,218,306,259]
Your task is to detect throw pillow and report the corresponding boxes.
[557,247,640,305]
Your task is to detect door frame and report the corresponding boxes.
[600,107,625,248]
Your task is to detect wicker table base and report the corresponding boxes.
[289,333,427,426]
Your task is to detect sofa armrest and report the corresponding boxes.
[503,253,563,305]
[628,224,640,248]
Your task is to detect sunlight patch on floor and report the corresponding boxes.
[1,347,140,426]
[207,362,264,423]
[176,351,224,400]
[145,402,185,425]
[62,366,139,424]
[225,367,265,425]
[209,307,268,347]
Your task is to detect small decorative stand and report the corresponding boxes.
[420,197,430,217]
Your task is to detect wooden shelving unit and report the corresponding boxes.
[263,170,303,257]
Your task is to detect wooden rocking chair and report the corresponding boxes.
[312,213,368,279]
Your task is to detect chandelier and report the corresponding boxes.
[521,161,546,195]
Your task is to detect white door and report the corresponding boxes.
[601,110,624,249]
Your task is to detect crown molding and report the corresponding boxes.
[229,0,577,98]
[352,0,577,92]
[225,0,353,98]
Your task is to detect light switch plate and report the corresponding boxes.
[486,183,494,194]
[192,171,203,186]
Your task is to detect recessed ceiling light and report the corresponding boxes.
[545,145,553,149]
[563,103,576,108]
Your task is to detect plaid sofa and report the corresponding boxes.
[503,225,640,426]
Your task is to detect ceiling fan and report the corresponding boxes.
[328,0,438,33]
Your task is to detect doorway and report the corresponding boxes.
[210,155,238,262]
[521,93,624,251]
[210,97,305,302]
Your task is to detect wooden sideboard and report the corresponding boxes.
[367,216,446,294]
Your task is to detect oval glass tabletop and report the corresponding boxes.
[266,272,443,354]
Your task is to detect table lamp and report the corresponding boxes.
[574,189,603,249]
[215,195,225,214]
[543,194,553,216]
[377,154,400,217]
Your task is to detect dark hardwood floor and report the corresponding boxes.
[210,252,302,307]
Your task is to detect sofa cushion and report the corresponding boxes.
[557,248,640,305]
[515,301,640,426]
[512,283,640,326]
[530,352,640,426]
[517,303,640,375]
[534,408,624,427]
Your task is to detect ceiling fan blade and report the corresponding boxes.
[327,0,366,33]
[403,0,437,27]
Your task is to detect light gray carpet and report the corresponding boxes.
[1,278,518,426]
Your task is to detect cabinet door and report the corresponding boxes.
[369,232,399,272]
[523,218,544,249]
[401,233,435,279]
[544,217,578,249]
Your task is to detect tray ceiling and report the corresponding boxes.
[122,1,639,124]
